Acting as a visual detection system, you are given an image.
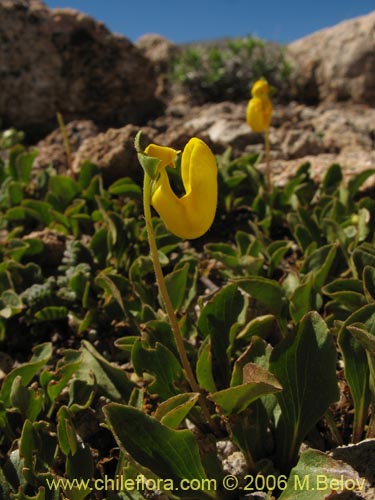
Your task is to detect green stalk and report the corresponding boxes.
[324,409,343,445]
[57,112,74,178]
[143,174,217,432]
[265,128,271,192]
[352,396,366,443]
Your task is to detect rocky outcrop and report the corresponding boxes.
[287,11,375,105]
[0,0,162,140]
[33,98,374,190]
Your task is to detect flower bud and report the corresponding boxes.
[246,79,272,133]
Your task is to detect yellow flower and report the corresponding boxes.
[246,79,272,133]
[145,138,217,239]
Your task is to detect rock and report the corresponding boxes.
[311,106,375,153]
[269,150,375,190]
[151,101,258,154]
[0,0,162,140]
[23,228,67,267]
[207,120,253,150]
[287,12,375,105]
[136,34,180,99]
[281,129,324,158]
[73,124,156,185]
[33,119,99,174]
[330,440,375,500]
[57,97,373,190]
[135,33,179,72]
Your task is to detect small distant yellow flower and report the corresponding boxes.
[246,79,272,133]
[145,138,217,240]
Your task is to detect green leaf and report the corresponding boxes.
[49,176,80,207]
[363,266,375,302]
[95,272,130,320]
[205,243,239,269]
[0,289,23,318]
[57,406,78,456]
[268,240,292,271]
[302,243,338,290]
[236,315,277,343]
[7,180,23,205]
[21,238,44,257]
[293,224,314,252]
[209,364,282,415]
[154,393,200,428]
[78,160,99,189]
[297,208,322,244]
[68,377,95,413]
[22,421,57,471]
[0,343,52,405]
[196,337,217,393]
[78,340,134,402]
[104,404,215,499]
[269,312,339,471]
[289,274,314,323]
[323,278,366,312]
[22,200,53,226]
[15,149,38,184]
[197,284,244,389]
[353,243,375,276]
[137,152,161,180]
[43,350,83,403]
[164,263,189,311]
[338,304,375,442]
[322,163,342,194]
[132,340,182,399]
[34,306,68,322]
[90,228,108,265]
[279,448,363,500]
[348,168,375,197]
[108,177,142,196]
[237,277,286,315]
[348,323,375,353]
[138,320,178,358]
[66,443,94,483]
[9,376,43,421]
[4,206,27,222]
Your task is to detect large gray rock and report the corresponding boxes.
[287,12,375,105]
[0,0,162,140]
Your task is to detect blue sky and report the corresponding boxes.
[44,0,374,44]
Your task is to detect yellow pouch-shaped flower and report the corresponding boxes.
[146,138,217,239]
[246,79,272,133]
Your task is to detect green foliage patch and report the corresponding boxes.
[169,36,292,103]
[0,128,374,499]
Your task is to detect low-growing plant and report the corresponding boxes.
[0,126,374,499]
[169,36,292,103]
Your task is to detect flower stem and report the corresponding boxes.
[143,174,217,432]
[265,128,271,191]
[324,409,343,445]
[57,112,74,179]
